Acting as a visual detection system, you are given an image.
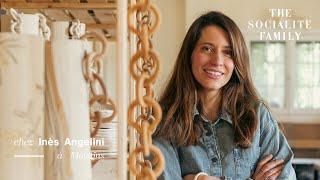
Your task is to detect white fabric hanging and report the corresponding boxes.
[45,21,92,180]
[0,10,46,180]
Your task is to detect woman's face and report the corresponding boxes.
[191,25,235,94]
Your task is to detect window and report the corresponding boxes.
[295,42,320,109]
[251,42,286,108]
[246,32,320,122]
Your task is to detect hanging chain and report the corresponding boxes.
[128,0,164,179]
[81,30,117,165]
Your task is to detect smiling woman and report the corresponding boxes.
[152,11,296,180]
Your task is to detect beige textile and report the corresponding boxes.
[45,21,92,180]
[0,33,45,180]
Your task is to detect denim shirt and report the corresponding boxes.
[154,103,296,180]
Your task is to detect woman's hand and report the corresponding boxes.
[251,154,284,180]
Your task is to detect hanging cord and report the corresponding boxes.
[128,0,164,179]
[81,30,117,166]
[8,8,50,40]
[36,13,51,41]
[69,20,86,40]
[9,8,22,33]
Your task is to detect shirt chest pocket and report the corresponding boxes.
[233,146,260,177]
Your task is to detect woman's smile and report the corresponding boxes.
[203,68,224,79]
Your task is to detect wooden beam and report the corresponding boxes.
[87,0,109,2]
[93,9,116,24]
[0,2,117,10]
[31,0,54,2]
[42,10,71,21]
[59,0,79,2]
[86,23,115,29]
[1,0,25,2]
[69,10,96,24]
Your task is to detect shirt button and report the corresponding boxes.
[211,157,218,163]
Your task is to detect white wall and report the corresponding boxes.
[152,0,186,96]
[186,0,320,29]
[153,0,320,96]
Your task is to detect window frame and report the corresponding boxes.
[244,30,320,123]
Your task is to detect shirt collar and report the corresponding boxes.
[193,103,232,125]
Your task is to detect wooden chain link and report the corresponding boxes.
[81,30,117,166]
[128,0,164,179]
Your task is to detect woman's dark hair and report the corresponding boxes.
[154,11,260,148]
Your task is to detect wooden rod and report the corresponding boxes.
[117,0,128,179]
[86,23,116,29]
[0,2,117,10]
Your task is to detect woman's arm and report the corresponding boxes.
[153,137,183,180]
[257,104,296,179]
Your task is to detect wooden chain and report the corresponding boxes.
[128,0,164,179]
[81,30,117,166]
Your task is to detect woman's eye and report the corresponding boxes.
[201,46,213,53]
[224,50,232,57]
